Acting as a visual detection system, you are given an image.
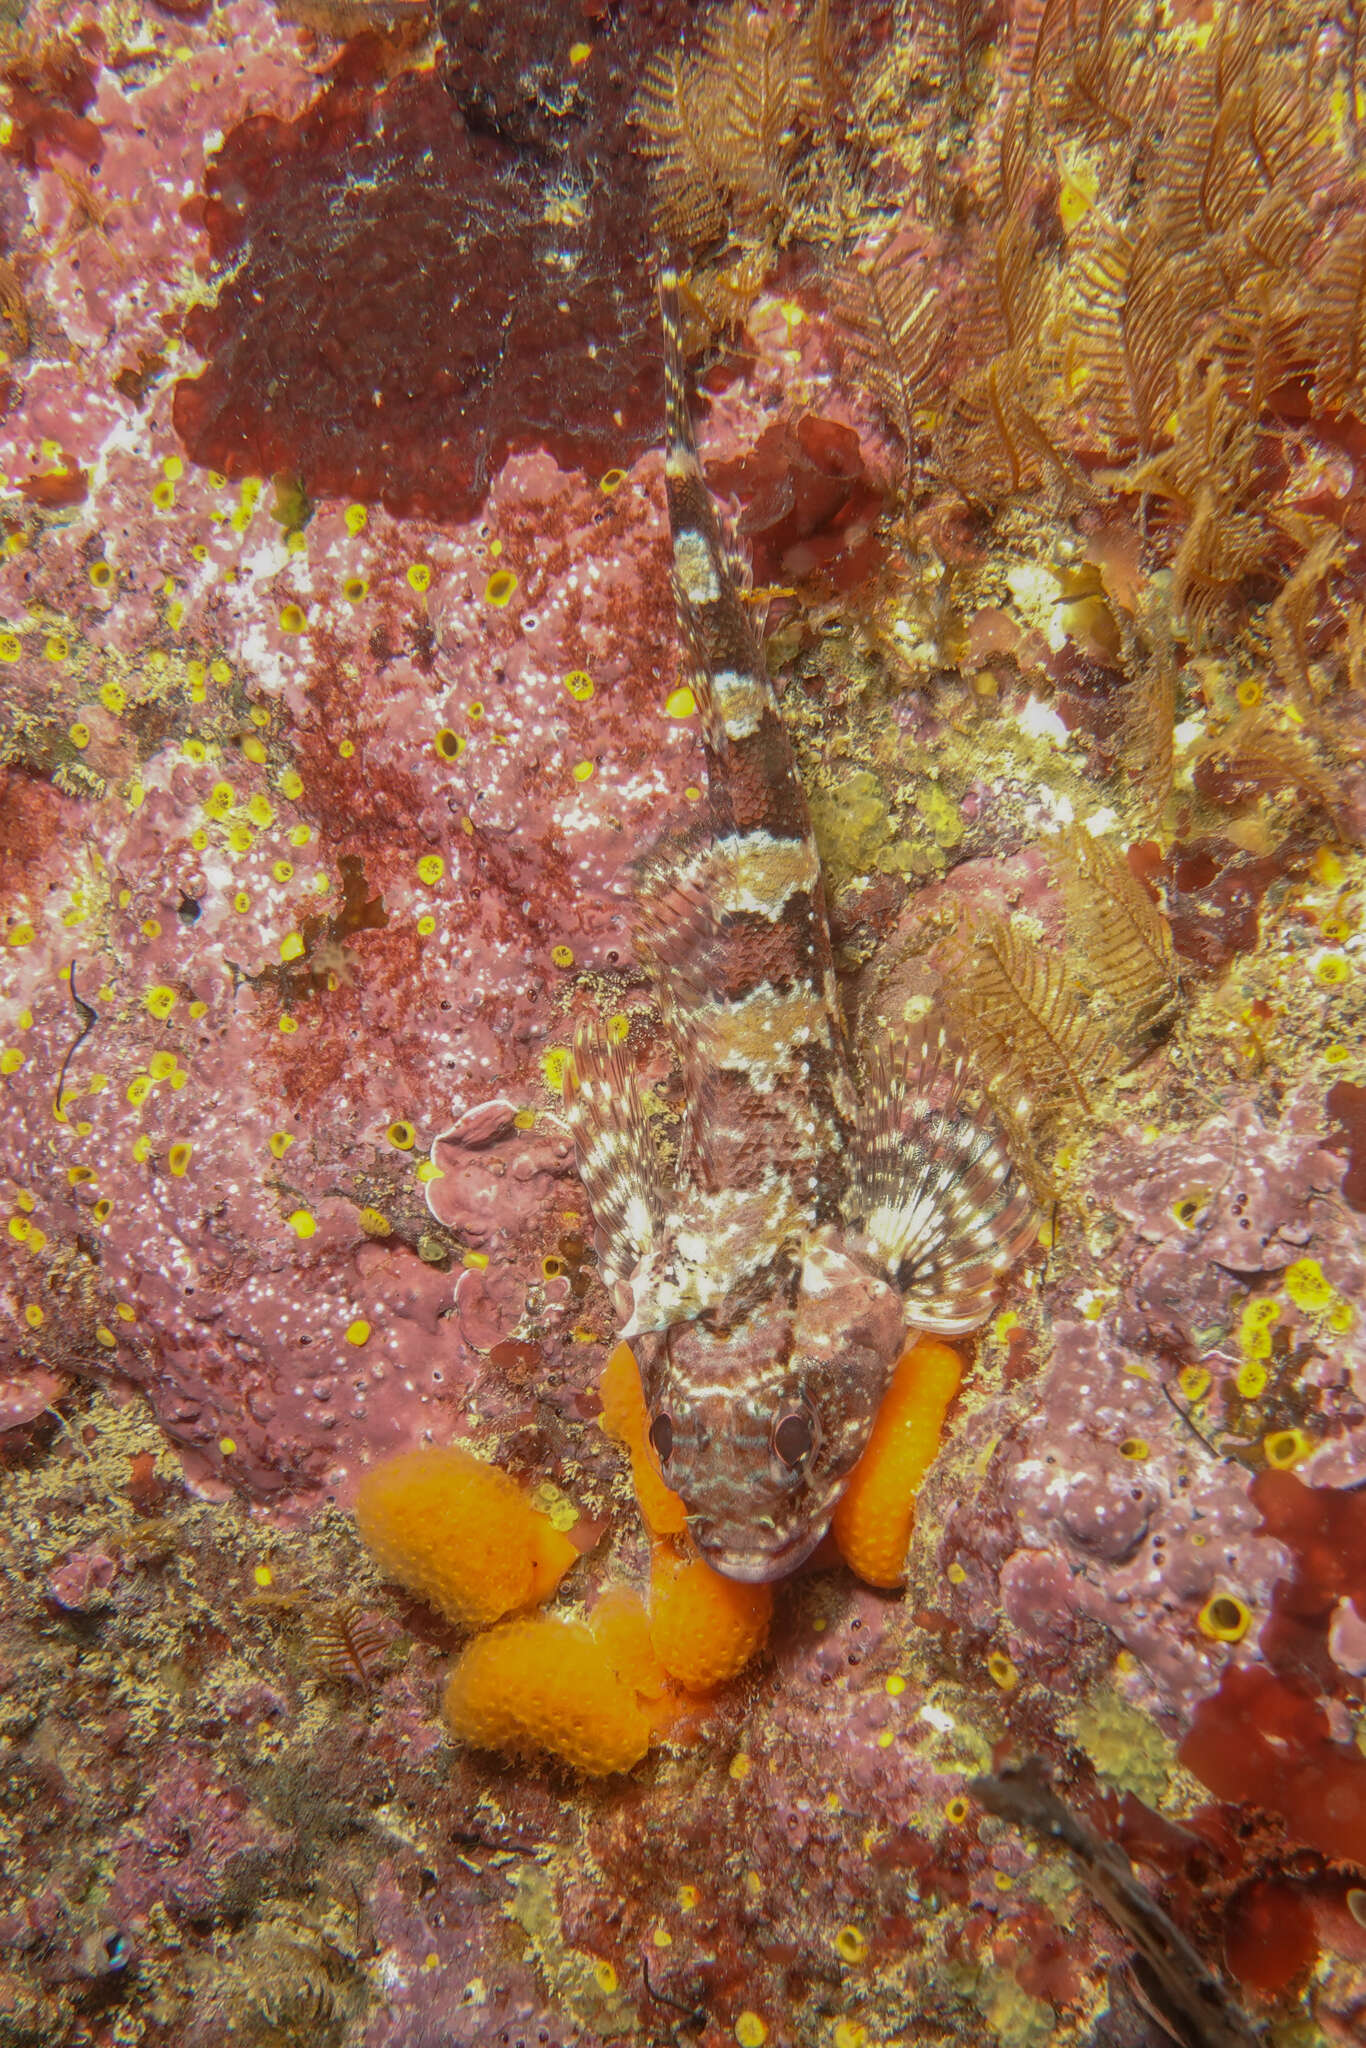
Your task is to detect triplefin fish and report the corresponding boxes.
[564,269,1037,1583]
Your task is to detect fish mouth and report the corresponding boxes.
[692,1519,828,1584]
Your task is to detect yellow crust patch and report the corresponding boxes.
[599,1341,688,1536]
[832,1337,963,1588]
[648,1541,772,1692]
[355,1445,578,1629]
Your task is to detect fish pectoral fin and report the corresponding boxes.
[850,1022,1038,1331]
[562,1022,669,1288]
[634,829,725,1015]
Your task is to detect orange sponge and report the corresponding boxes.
[832,1336,962,1588]
[589,1587,672,1709]
[355,1445,578,1629]
[586,1585,693,1738]
[648,1541,773,1692]
[599,1341,688,1537]
[443,1612,653,1775]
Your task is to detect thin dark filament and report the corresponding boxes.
[55,962,99,1120]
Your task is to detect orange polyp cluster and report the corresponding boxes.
[354,1445,578,1629]
[832,1337,963,1588]
[599,1340,688,1536]
[443,1613,655,1776]
[648,1540,773,1691]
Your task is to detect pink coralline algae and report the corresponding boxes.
[2,4,1366,2047]
[45,1543,116,1611]
[426,1100,577,1253]
[922,1093,1365,1716]
[0,59,696,1492]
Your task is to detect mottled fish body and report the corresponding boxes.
[566,271,1036,1582]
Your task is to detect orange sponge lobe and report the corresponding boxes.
[443,1614,653,1775]
[649,1541,772,1692]
[599,1341,689,1536]
[832,1337,963,1588]
[355,1444,578,1629]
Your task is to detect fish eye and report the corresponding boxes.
[773,1408,815,1469]
[648,1413,674,1464]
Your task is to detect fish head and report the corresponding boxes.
[636,1233,906,1582]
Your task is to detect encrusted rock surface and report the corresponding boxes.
[2,4,1365,2046]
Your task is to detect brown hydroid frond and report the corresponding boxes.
[914,0,999,105]
[1169,488,1272,638]
[1302,214,1366,414]
[990,209,1052,354]
[1118,638,1177,830]
[1067,220,1211,452]
[932,210,1075,504]
[306,1604,388,1688]
[634,48,731,251]
[1128,360,1272,634]
[1054,0,1150,143]
[936,352,1080,504]
[634,0,827,255]
[1234,183,1314,286]
[992,89,1036,213]
[1128,358,1255,510]
[831,237,941,455]
[999,0,1077,133]
[941,833,1181,1172]
[708,0,820,217]
[941,913,1118,1144]
[1001,0,1152,147]
[1266,523,1346,710]
[1056,827,1179,1043]
[1193,705,1344,824]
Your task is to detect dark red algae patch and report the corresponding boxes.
[1222,1879,1320,1998]
[173,20,677,519]
[1249,1467,1366,1684]
[1129,836,1291,970]
[1325,1079,1366,1212]
[1172,1473,1366,1870]
[0,769,85,904]
[710,413,888,591]
[1178,1663,1366,1864]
